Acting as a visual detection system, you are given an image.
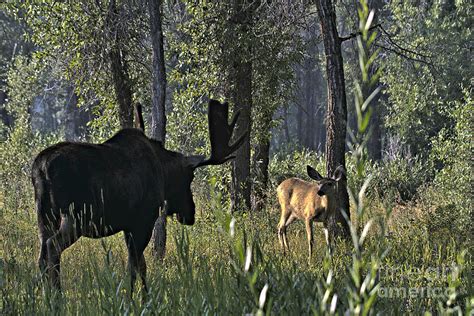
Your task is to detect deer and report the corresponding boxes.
[31,99,247,294]
[276,165,345,259]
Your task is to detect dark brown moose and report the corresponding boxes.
[31,99,246,293]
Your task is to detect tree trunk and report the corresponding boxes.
[230,0,252,212]
[65,86,79,141]
[316,0,350,239]
[251,107,271,212]
[148,0,168,259]
[366,1,383,161]
[148,0,167,142]
[367,101,382,160]
[296,67,304,146]
[304,57,315,149]
[108,0,134,129]
[283,105,290,144]
[230,60,252,212]
[0,90,12,131]
[315,101,326,153]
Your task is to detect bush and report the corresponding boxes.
[370,156,427,202]
[418,90,473,242]
[0,121,59,212]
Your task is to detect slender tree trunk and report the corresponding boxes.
[251,109,271,212]
[315,101,325,153]
[230,0,252,212]
[366,1,383,161]
[108,0,133,129]
[283,105,290,144]
[367,101,382,160]
[296,67,304,146]
[230,59,252,212]
[0,90,12,130]
[148,0,167,142]
[316,0,350,239]
[304,57,315,149]
[148,0,168,259]
[65,86,79,141]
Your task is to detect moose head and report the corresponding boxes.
[157,99,247,225]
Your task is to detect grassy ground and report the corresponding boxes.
[1,179,472,315]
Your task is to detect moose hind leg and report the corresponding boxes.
[34,186,60,274]
[46,215,79,289]
[37,210,60,274]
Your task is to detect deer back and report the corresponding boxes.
[277,178,329,221]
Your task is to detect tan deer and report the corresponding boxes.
[277,165,344,258]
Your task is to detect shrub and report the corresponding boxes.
[370,156,427,202]
[418,90,473,242]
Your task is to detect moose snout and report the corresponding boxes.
[176,213,195,225]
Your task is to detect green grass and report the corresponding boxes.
[1,183,472,315]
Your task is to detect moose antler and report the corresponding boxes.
[191,99,248,168]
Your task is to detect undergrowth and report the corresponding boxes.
[1,178,472,314]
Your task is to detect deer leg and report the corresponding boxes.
[305,219,313,260]
[277,209,291,253]
[46,215,79,289]
[323,223,333,256]
[283,215,296,252]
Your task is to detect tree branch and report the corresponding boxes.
[377,25,431,60]
[339,23,381,42]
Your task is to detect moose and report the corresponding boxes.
[276,165,345,258]
[31,99,246,293]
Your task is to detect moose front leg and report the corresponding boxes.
[124,230,151,298]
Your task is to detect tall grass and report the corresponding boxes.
[1,174,472,314]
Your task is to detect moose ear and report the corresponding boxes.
[307,165,323,181]
[333,165,346,182]
[185,155,206,169]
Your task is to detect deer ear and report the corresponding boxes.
[185,155,206,169]
[333,165,345,181]
[307,165,323,181]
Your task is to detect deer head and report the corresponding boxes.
[307,165,345,197]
